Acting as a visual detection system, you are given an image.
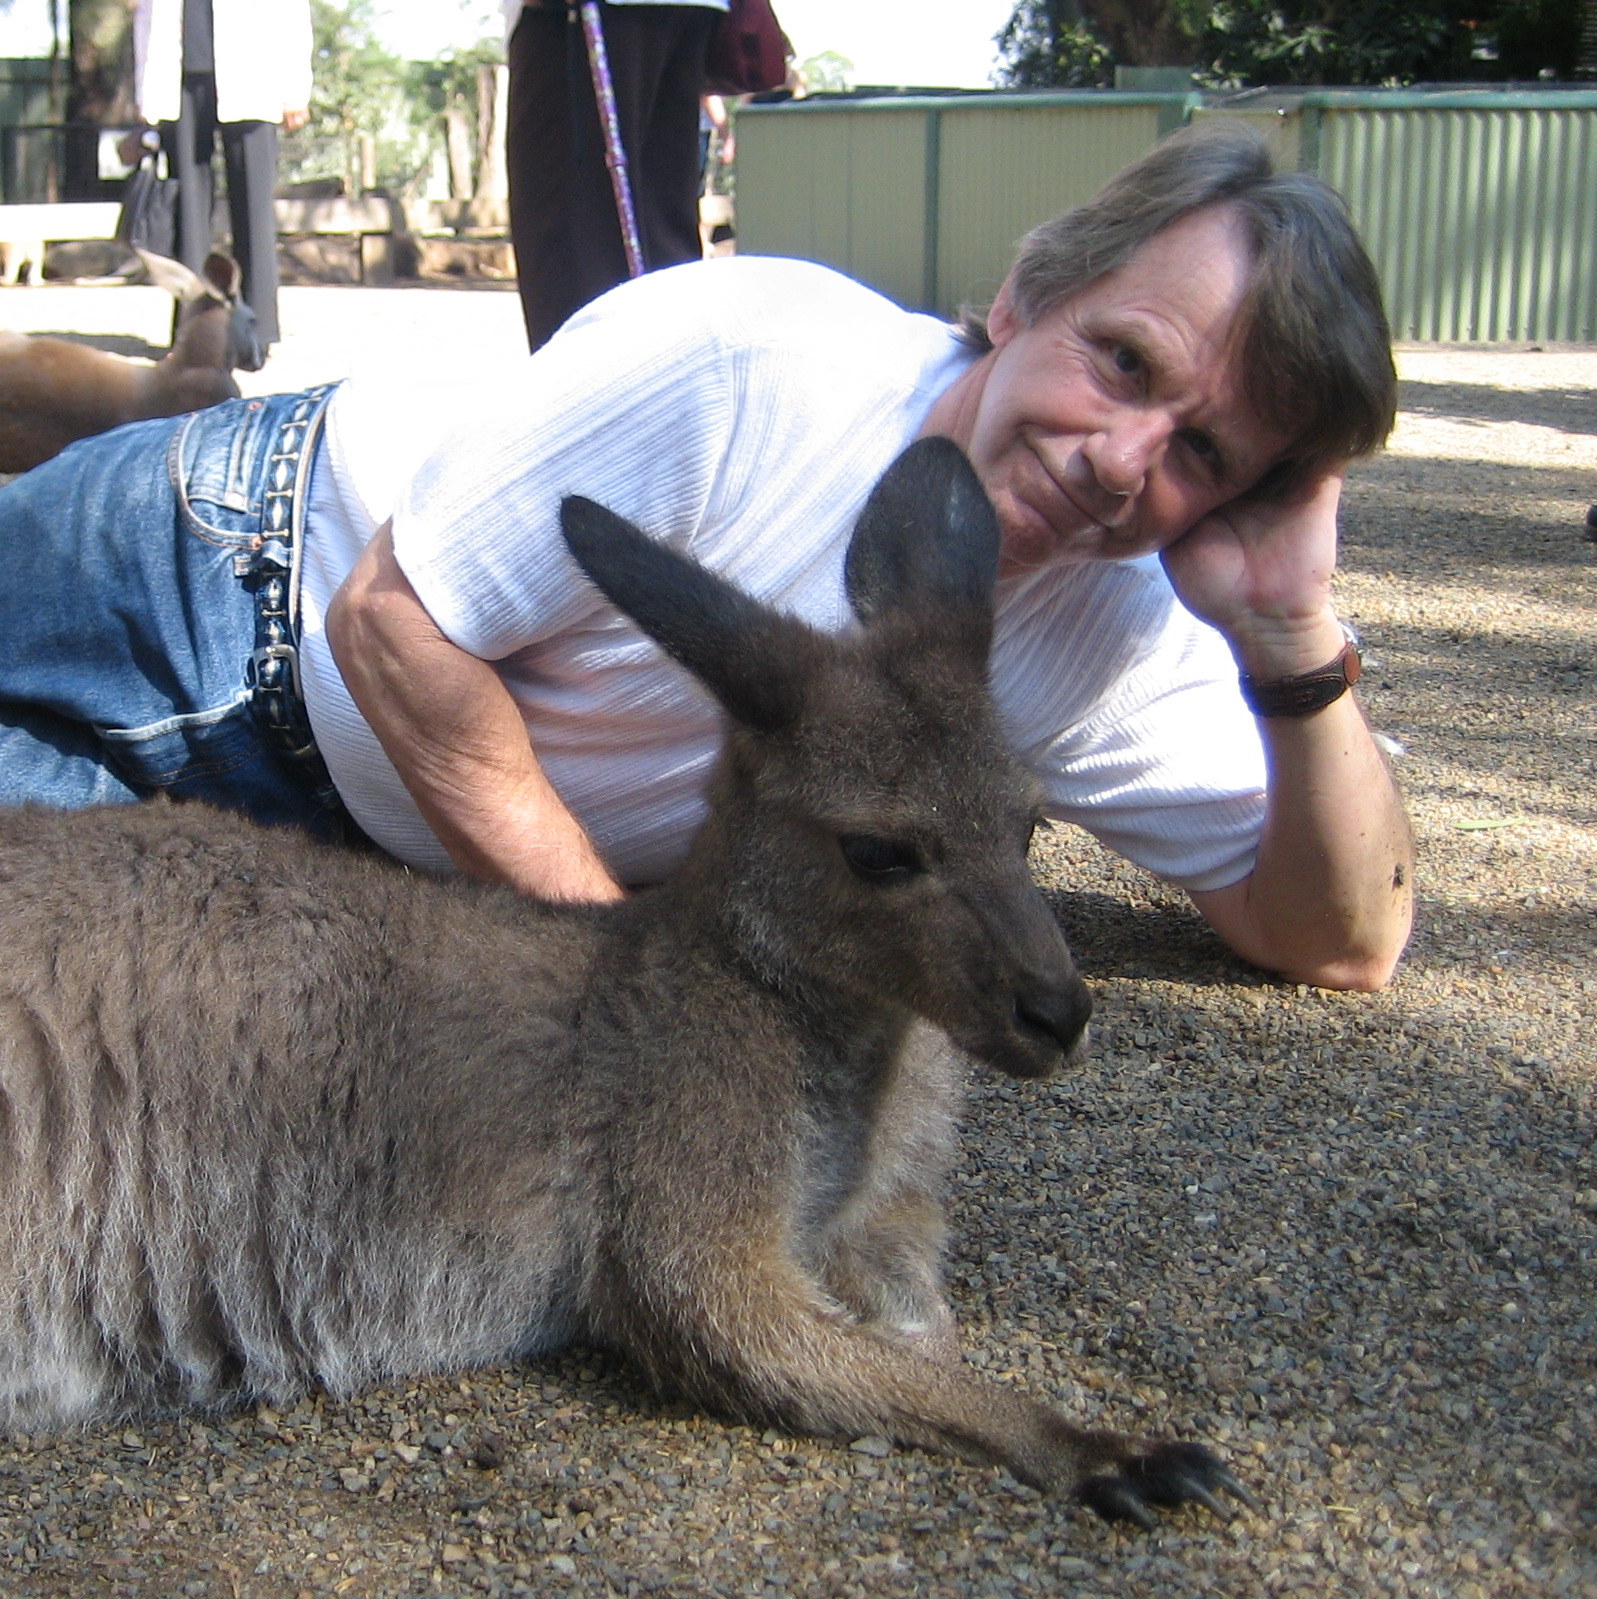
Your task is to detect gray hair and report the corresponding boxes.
[958,120,1397,496]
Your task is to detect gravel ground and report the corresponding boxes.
[0,288,1593,1597]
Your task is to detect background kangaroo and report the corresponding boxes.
[0,439,1250,1528]
[0,247,262,475]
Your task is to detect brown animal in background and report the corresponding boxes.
[0,248,262,474]
[0,440,1253,1529]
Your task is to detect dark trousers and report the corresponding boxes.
[160,73,282,345]
[507,3,717,352]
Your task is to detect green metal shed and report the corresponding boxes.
[734,91,1192,321]
[735,87,1597,345]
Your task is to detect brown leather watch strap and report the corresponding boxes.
[1239,632,1363,719]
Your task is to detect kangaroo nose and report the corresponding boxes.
[1014,979,1093,1061]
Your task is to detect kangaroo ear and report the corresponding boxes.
[560,497,818,734]
[134,246,209,304]
[843,437,1000,644]
[201,251,242,303]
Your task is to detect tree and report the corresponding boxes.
[404,39,507,200]
[66,0,134,125]
[285,0,410,195]
[995,0,1587,87]
[282,1,505,200]
[996,1,1116,84]
[799,50,855,92]
[63,0,135,197]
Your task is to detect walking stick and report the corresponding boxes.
[576,1,646,278]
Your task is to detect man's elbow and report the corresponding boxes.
[1263,916,1413,992]
[1275,947,1402,992]
[1192,876,1413,991]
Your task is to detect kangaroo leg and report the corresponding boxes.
[812,1026,963,1362]
[617,1249,1252,1526]
[816,1187,959,1363]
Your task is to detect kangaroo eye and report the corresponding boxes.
[839,834,921,883]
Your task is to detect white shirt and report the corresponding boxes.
[298,257,1267,892]
[133,0,314,125]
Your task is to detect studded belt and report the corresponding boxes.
[235,383,337,786]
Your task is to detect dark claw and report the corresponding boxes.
[1164,1474,1233,1522]
[1208,1464,1261,1512]
[1079,1441,1257,1529]
[1078,1475,1158,1530]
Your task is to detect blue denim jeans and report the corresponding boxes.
[0,387,347,836]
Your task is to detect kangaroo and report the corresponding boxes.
[0,247,262,475]
[0,439,1251,1528]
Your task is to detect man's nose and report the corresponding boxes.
[1084,411,1172,503]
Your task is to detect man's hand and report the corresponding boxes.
[1157,463,1414,991]
[1159,464,1347,679]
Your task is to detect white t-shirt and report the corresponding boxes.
[298,256,1266,892]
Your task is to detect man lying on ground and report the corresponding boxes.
[0,121,1412,991]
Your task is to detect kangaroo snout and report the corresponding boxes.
[1010,974,1093,1078]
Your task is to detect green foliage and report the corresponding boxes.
[799,50,855,92]
[1193,0,1583,85]
[995,1,1116,85]
[1194,0,1465,84]
[307,0,401,141]
[1491,0,1584,78]
[995,0,1586,86]
[282,0,504,199]
[405,37,506,120]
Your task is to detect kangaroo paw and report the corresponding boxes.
[1078,1440,1257,1527]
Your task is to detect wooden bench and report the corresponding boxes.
[0,201,124,286]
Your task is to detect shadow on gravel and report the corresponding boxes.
[1398,380,1597,436]
[1377,617,1596,691]
[1341,462,1597,578]
[1410,897,1597,972]
[1041,887,1258,987]
[9,330,166,360]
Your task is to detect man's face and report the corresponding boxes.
[934,204,1291,579]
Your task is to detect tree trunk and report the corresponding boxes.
[1081,0,1193,66]
[445,101,475,201]
[478,63,509,203]
[65,0,136,198]
[67,0,136,124]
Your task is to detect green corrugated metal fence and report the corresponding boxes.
[1314,94,1597,343]
[733,93,1191,320]
[737,88,1597,344]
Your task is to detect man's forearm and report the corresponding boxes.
[325,524,625,904]
[1190,693,1413,990]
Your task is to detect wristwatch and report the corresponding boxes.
[1238,623,1363,718]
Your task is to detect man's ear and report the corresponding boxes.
[987,277,1020,347]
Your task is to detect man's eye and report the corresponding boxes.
[1181,429,1223,473]
[1111,345,1142,376]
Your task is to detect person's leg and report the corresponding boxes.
[220,119,282,347]
[161,73,219,274]
[632,7,717,271]
[507,4,587,352]
[0,706,140,811]
[506,3,714,352]
[0,394,341,834]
